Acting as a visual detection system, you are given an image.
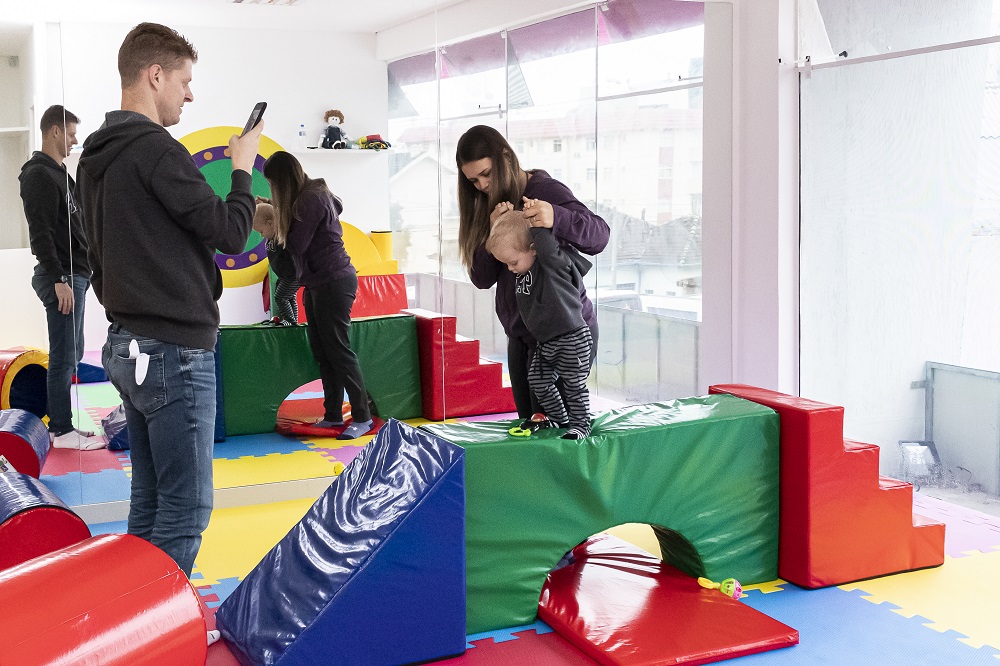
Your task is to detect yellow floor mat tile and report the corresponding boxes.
[194,497,317,586]
[213,450,341,488]
[841,547,1000,651]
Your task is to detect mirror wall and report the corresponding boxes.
[0,11,87,505]
[0,0,731,522]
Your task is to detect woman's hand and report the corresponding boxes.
[255,196,271,205]
[523,197,554,229]
[489,201,514,226]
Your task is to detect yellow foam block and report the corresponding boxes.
[194,498,317,586]
[841,548,1000,651]
[213,450,342,489]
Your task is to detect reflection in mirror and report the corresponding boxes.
[0,15,89,508]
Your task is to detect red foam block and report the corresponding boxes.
[538,534,798,666]
[287,273,408,323]
[0,534,208,665]
[440,630,599,666]
[709,384,945,588]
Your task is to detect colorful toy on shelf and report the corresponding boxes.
[698,576,743,600]
[356,134,390,151]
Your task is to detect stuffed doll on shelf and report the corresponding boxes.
[318,109,350,149]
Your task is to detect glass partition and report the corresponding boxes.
[800,4,1000,505]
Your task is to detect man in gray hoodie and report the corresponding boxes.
[76,22,263,576]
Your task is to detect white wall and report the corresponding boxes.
[0,248,49,350]
[56,21,389,232]
[726,0,799,395]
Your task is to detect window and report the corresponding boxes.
[388,0,705,407]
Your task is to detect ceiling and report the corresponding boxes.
[0,0,470,34]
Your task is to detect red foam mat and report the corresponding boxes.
[538,534,798,666]
[275,397,383,437]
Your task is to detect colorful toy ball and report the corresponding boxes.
[697,576,743,600]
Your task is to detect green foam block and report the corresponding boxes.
[423,393,780,634]
[220,314,422,435]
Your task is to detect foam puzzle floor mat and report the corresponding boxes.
[86,492,1000,665]
[41,380,452,505]
[62,379,1000,664]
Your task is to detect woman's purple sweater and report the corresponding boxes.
[285,183,355,289]
[469,170,610,343]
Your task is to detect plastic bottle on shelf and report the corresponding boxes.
[298,124,307,150]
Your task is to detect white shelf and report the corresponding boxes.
[289,148,391,155]
[0,127,30,134]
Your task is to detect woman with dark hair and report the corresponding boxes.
[456,125,610,425]
[258,151,372,439]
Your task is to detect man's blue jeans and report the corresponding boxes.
[102,325,215,577]
[31,275,88,434]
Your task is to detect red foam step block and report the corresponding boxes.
[404,308,515,420]
[709,384,945,588]
[0,534,208,665]
[538,534,798,665]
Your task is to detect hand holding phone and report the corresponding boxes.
[241,102,267,137]
[230,103,266,174]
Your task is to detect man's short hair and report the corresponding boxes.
[40,105,79,133]
[118,22,198,88]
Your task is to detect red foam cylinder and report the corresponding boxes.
[0,534,208,665]
[0,506,92,572]
[0,408,51,478]
[0,472,91,571]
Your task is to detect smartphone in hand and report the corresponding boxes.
[241,102,267,137]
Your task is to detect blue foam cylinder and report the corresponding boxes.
[217,419,466,666]
[0,409,50,478]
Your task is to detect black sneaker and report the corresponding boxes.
[509,413,557,436]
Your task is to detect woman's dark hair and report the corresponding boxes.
[262,151,333,246]
[456,125,525,270]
